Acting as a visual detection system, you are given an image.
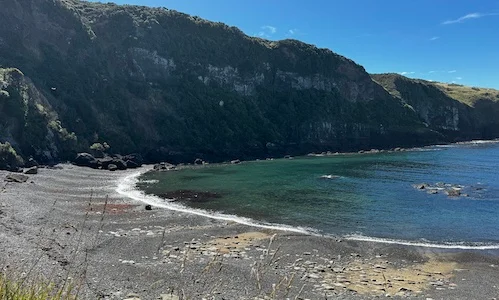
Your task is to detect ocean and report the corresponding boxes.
[127,141,499,249]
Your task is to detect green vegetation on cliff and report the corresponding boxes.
[0,0,498,166]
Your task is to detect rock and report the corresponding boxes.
[446,189,461,197]
[5,174,29,183]
[194,158,204,165]
[414,183,426,190]
[24,166,38,174]
[284,155,293,159]
[124,153,143,167]
[427,189,438,194]
[25,157,39,168]
[159,294,180,300]
[108,164,118,171]
[112,158,127,170]
[73,153,99,169]
[124,293,141,300]
[145,204,152,210]
[230,159,241,164]
[126,160,140,169]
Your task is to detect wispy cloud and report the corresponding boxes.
[399,72,416,76]
[429,70,458,74]
[448,70,457,73]
[256,25,277,38]
[429,36,440,41]
[261,25,277,34]
[442,12,499,25]
[456,77,463,80]
[288,29,296,35]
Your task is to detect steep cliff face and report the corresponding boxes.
[0,0,494,165]
[0,68,76,162]
[372,73,499,140]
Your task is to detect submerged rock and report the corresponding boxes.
[446,189,461,197]
[157,189,222,202]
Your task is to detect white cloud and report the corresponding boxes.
[429,70,436,74]
[448,70,457,73]
[399,72,416,75]
[442,12,499,25]
[456,77,463,80]
[430,36,440,41]
[261,25,277,34]
[288,29,296,35]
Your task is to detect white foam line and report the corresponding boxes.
[116,168,499,250]
[115,169,311,235]
[345,234,499,250]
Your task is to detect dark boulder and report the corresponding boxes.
[112,159,127,170]
[126,160,140,169]
[230,159,241,164]
[194,158,204,165]
[25,158,39,168]
[74,153,99,169]
[108,164,118,171]
[5,174,29,183]
[145,204,152,210]
[124,153,143,166]
[24,166,38,174]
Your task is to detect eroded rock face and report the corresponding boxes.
[0,0,497,166]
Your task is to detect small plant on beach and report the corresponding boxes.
[0,273,76,300]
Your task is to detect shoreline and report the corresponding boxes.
[131,142,499,251]
[1,165,499,299]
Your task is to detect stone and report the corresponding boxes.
[145,204,152,210]
[5,174,29,183]
[24,166,38,174]
[159,294,180,300]
[108,164,118,171]
[230,159,241,164]
[25,157,39,168]
[194,158,204,165]
[73,153,99,169]
[446,189,460,197]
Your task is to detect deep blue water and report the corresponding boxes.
[138,141,499,246]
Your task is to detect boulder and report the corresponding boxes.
[125,160,140,169]
[230,159,241,164]
[145,204,152,210]
[73,153,99,169]
[5,174,29,183]
[24,166,38,174]
[25,158,39,168]
[194,158,204,165]
[108,164,118,171]
[112,158,127,170]
[124,153,143,166]
[446,189,461,197]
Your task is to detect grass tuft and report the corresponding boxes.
[0,273,76,300]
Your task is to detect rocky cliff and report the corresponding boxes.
[0,0,497,166]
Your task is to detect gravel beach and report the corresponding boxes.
[1,165,499,299]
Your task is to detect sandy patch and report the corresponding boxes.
[322,255,457,296]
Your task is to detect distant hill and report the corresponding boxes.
[372,73,499,140]
[0,0,498,167]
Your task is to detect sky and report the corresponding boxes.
[87,0,499,89]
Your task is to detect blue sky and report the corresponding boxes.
[88,0,499,89]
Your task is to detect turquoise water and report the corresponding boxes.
[138,141,499,245]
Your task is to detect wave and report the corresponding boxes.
[344,234,499,250]
[116,168,499,250]
[115,169,313,235]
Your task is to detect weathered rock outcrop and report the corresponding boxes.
[0,0,498,167]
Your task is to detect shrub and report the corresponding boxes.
[0,142,24,170]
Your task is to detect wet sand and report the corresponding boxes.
[1,165,499,299]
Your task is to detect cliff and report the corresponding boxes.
[0,0,497,166]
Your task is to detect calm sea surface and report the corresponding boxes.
[138,141,499,246]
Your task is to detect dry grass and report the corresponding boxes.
[0,273,76,300]
[434,83,499,106]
